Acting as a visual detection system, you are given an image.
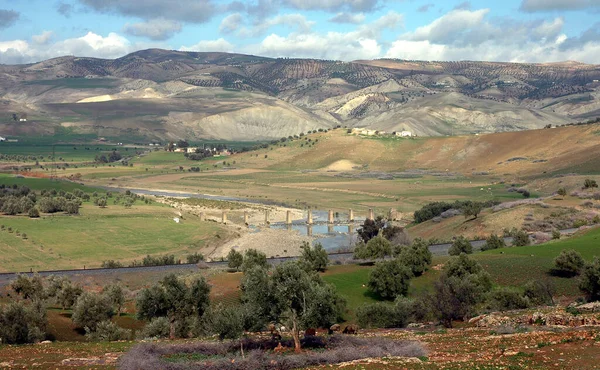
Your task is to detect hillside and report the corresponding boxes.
[1,49,600,140]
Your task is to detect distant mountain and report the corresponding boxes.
[1,49,599,141]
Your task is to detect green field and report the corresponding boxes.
[0,143,122,162]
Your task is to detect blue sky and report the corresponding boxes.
[1,0,600,64]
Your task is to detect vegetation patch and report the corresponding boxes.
[119,336,425,370]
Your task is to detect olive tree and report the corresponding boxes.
[368,259,413,299]
[353,235,392,260]
[227,249,243,271]
[553,249,584,277]
[580,257,600,301]
[241,248,269,272]
[298,242,329,272]
[72,292,114,332]
[448,236,473,256]
[395,238,432,276]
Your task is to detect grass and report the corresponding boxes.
[0,173,101,193]
[0,203,230,272]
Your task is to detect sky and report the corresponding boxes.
[1,0,600,64]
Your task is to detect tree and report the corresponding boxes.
[135,274,210,338]
[72,292,114,332]
[395,238,432,276]
[227,249,243,271]
[512,230,530,246]
[28,207,40,218]
[97,198,107,208]
[199,304,244,341]
[356,299,412,329]
[0,301,47,344]
[64,201,79,215]
[553,249,584,277]
[584,179,598,189]
[241,262,345,352]
[368,259,413,299]
[357,216,386,243]
[382,225,411,246]
[523,279,555,306]
[10,274,45,300]
[103,284,125,315]
[241,249,269,272]
[448,236,473,256]
[481,234,505,251]
[353,235,392,260]
[462,202,483,220]
[298,242,329,272]
[580,257,600,301]
[557,187,567,199]
[431,254,492,327]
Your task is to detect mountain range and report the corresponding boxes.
[1,48,599,141]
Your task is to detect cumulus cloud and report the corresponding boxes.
[385,8,600,64]
[78,0,216,23]
[219,13,244,34]
[241,14,315,37]
[520,0,600,12]
[123,18,182,40]
[179,38,234,52]
[282,0,380,12]
[0,9,19,29]
[0,32,132,64]
[250,11,400,60]
[329,12,365,24]
[32,31,54,45]
[453,1,471,10]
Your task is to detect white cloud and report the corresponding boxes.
[329,12,365,24]
[239,13,315,37]
[219,13,244,34]
[32,31,54,45]
[0,32,132,64]
[520,0,600,12]
[123,18,182,40]
[385,10,600,63]
[180,38,234,52]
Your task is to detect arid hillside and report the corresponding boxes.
[1,49,599,140]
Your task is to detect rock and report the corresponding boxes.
[38,340,52,344]
[577,301,600,313]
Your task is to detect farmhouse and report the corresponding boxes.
[186,147,198,153]
[0,136,5,142]
[395,131,413,137]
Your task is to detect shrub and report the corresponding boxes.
[227,249,243,271]
[579,257,600,301]
[353,235,392,260]
[462,202,483,220]
[368,259,413,299]
[85,320,129,341]
[523,280,555,306]
[139,317,170,339]
[72,292,114,332]
[552,229,561,240]
[481,234,505,251]
[298,242,329,272]
[357,217,386,243]
[186,252,204,264]
[28,207,40,218]
[241,249,268,272]
[488,287,530,311]
[356,297,413,329]
[584,179,598,189]
[448,236,473,256]
[0,301,47,344]
[101,260,124,268]
[432,254,492,327]
[394,238,432,276]
[552,249,584,277]
[199,304,244,340]
[512,230,530,246]
[10,274,45,300]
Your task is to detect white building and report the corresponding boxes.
[396,131,412,137]
[186,147,198,153]
[0,136,5,142]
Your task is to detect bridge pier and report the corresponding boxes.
[307,225,313,236]
[222,211,227,224]
[328,210,334,224]
[348,224,354,234]
[368,208,374,220]
[265,210,270,225]
[307,209,313,225]
[348,209,354,222]
[328,224,334,234]
[286,210,292,225]
[243,211,249,225]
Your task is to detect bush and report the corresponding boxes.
[139,317,170,339]
[199,304,244,340]
[28,207,40,218]
[552,249,584,277]
[523,280,555,306]
[0,301,47,344]
[462,202,483,220]
[227,249,243,271]
[448,236,473,256]
[353,235,392,260]
[356,297,413,329]
[85,320,129,341]
[512,230,530,246]
[481,234,505,251]
[394,238,432,276]
[241,249,268,272]
[186,252,204,264]
[584,179,598,189]
[368,259,413,299]
[552,229,561,240]
[298,242,328,272]
[357,217,386,243]
[72,292,114,332]
[488,287,530,311]
[579,257,600,301]
[101,260,124,268]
